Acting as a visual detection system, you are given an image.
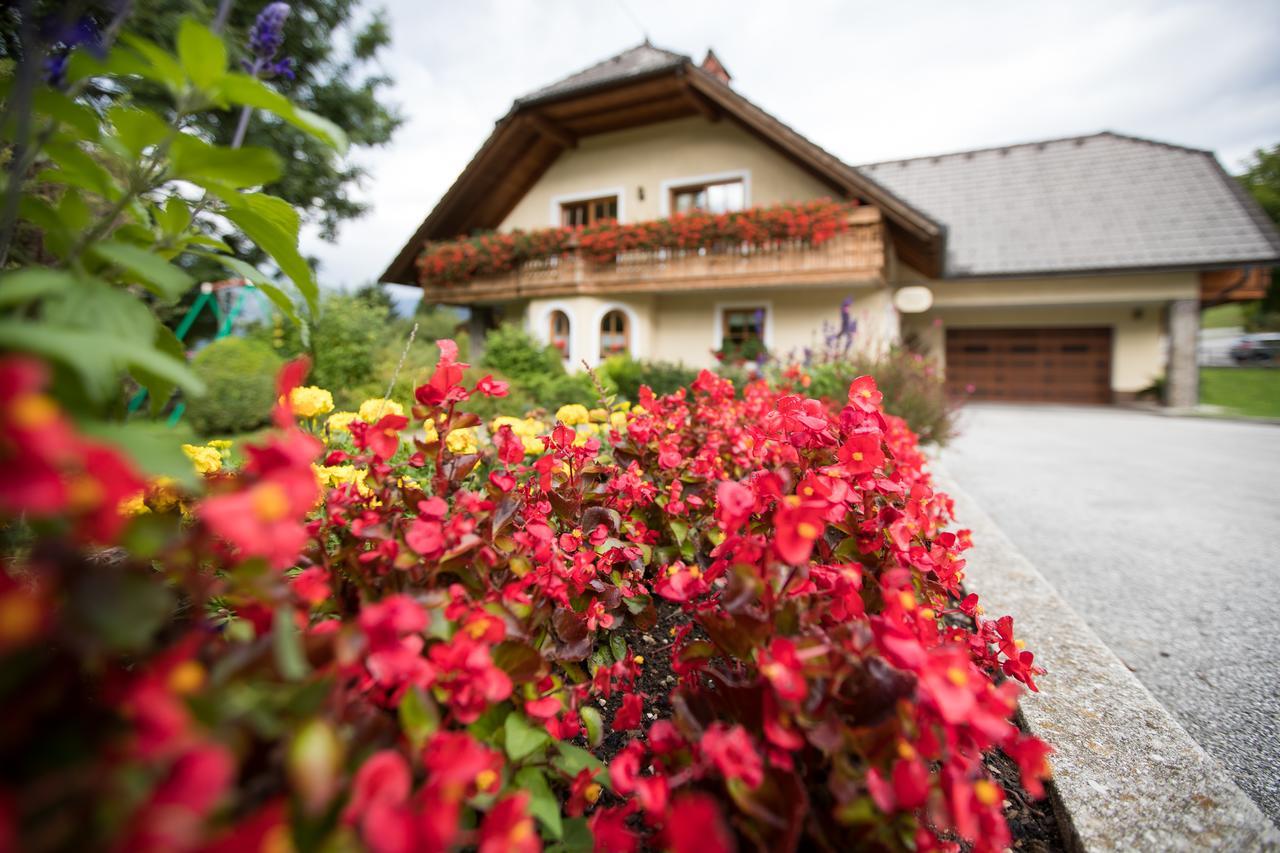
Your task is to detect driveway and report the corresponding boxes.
[941,404,1280,823]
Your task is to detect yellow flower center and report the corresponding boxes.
[252,482,290,522]
[945,666,969,687]
[9,393,57,429]
[66,474,104,511]
[585,783,603,803]
[0,592,41,644]
[974,779,1001,806]
[475,769,497,791]
[168,660,206,695]
[796,521,819,540]
[851,451,864,462]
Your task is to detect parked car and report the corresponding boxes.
[1230,332,1280,365]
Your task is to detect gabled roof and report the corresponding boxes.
[859,132,1280,278]
[380,43,945,285]
[515,42,689,106]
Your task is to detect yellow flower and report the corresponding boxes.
[555,403,590,426]
[609,411,628,429]
[588,408,608,423]
[424,420,439,443]
[181,443,223,475]
[207,439,232,451]
[522,435,545,455]
[314,464,370,495]
[326,411,359,433]
[120,492,150,516]
[358,398,405,423]
[289,386,334,419]
[446,427,478,454]
[149,476,182,513]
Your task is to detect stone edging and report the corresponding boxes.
[930,462,1279,852]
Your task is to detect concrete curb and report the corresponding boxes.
[930,462,1280,852]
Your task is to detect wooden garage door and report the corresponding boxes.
[945,327,1112,404]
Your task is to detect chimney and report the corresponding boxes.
[700,49,731,85]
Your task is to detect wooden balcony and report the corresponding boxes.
[426,207,887,304]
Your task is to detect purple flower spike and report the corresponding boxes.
[250,2,291,61]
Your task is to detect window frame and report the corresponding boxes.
[548,187,625,227]
[598,308,631,360]
[659,170,751,217]
[712,300,773,352]
[559,195,619,227]
[548,309,572,360]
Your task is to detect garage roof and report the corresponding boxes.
[859,132,1280,278]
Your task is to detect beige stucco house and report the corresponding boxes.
[382,43,1280,406]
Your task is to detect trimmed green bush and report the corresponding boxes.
[600,355,699,402]
[187,337,283,436]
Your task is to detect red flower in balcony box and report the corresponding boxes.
[837,433,885,476]
[848,375,883,413]
[701,722,764,788]
[773,495,826,565]
[664,792,734,853]
[479,792,539,853]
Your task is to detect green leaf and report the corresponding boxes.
[273,605,310,681]
[31,89,99,138]
[172,135,284,188]
[546,818,594,853]
[503,711,550,762]
[0,268,78,308]
[176,18,227,90]
[42,278,156,341]
[40,139,118,199]
[90,240,193,302]
[670,518,689,545]
[0,320,204,403]
[579,705,603,748]
[398,686,441,750]
[156,196,193,237]
[551,742,609,789]
[216,74,349,153]
[119,33,188,94]
[609,633,627,663]
[196,251,300,324]
[65,43,162,87]
[514,767,563,840]
[79,420,200,489]
[133,324,187,417]
[220,194,317,313]
[108,106,171,158]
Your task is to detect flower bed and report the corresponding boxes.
[0,343,1050,852]
[415,199,856,288]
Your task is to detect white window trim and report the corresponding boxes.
[712,300,774,351]
[532,301,576,364]
[659,169,752,217]
[548,186,626,227]
[592,302,641,366]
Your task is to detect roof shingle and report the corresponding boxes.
[515,41,689,106]
[859,132,1280,277]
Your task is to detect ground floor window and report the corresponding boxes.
[548,309,571,358]
[600,309,629,359]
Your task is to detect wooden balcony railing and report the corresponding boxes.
[426,207,887,303]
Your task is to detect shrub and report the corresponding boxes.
[1,347,1051,852]
[185,337,283,436]
[803,348,958,445]
[600,354,699,402]
[480,322,566,382]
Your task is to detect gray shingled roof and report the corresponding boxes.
[515,42,689,106]
[859,132,1280,278]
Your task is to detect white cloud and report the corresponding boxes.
[303,0,1280,287]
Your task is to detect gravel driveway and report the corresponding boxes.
[941,404,1280,823]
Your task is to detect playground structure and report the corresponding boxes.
[128,277,274,425]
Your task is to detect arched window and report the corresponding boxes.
[549,310,571,358]
[599,310,629,359]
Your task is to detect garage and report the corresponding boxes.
[945,327,1113,404]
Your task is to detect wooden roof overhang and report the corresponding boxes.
[381,61,946,286]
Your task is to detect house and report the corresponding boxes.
[381,43,1280,406]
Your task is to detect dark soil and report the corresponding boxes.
[591,599,1067,850]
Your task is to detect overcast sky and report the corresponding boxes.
[300,0,1280,292]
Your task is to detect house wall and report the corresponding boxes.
[896,271,1200,393]
[525,283,894,370]
[499,116,837,231]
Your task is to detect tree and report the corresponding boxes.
[1236,144,1280,321]
[1,0,403,338]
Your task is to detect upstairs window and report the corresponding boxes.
[671,178,745,215]
[549,310,571,358]
[561,195,618,227]
[600,310,630,359]
[722,306,766,348]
